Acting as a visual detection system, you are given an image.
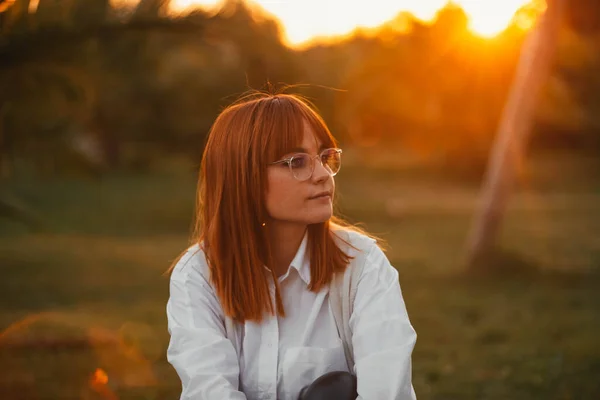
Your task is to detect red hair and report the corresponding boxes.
[172,92,366,323]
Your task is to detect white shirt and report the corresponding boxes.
[166,230,417,400]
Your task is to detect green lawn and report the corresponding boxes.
[1,157,599,399]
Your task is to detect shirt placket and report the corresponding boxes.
[258,279,280,400]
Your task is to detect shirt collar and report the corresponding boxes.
[264,231,311,285]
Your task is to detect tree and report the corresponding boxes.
[465,0,565,269]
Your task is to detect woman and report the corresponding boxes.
[166,92,417,400]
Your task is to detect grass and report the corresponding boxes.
[0,155,599,399]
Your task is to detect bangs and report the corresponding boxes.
[262,96,336,162]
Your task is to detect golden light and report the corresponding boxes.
[170,0,224,12]
[28,0,39,13]
[89,367,118,400]
[454,0,541,37]
[91,368,109,386]
[0,0,16,13]
[170,0,541,46]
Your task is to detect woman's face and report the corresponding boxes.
[265,123,335,227]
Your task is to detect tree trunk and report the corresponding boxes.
[466,0,564,269]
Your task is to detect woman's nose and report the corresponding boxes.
[311,157,330,183]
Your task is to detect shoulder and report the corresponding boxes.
[332,227,394,278]
[170,243,212,288]
[167,244,227,322]
[331,226,379,257]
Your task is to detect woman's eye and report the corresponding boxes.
[290,157,306,169]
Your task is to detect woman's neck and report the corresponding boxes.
[266,222,307,277]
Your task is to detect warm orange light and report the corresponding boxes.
[454,0,542,37]
[169,0,540,46]
[91,368,109,385]
[89,367,118,400]
[170,0,223,12]
[0,0,16,13]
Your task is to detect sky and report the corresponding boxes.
[168,0,545,46]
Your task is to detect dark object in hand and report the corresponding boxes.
[297,371,357,400]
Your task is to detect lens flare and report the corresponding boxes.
[0,312,157,397]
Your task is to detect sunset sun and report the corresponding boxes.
[456,0,543,37]
[170,0,542,45]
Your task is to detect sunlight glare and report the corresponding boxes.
[454,0,536,37]
[170,0,224,12]
[169,0,539,46]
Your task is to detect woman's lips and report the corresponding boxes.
[308,192,332,200]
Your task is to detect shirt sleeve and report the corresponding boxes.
[166,251,247,400]
[350,243,418,400]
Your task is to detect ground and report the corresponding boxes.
[1,153,598,399]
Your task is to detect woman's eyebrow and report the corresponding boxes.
[287,144,327,154]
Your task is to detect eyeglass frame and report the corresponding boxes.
[269,148,343,181]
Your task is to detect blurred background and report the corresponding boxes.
[0,0,598,399]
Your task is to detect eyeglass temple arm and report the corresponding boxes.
[270,159,290,165]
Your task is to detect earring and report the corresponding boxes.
[261,222,266,227]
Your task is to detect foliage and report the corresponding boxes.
[0,0,598,178]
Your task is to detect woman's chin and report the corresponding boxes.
[306,209,333,224]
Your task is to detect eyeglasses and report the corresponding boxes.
[270,148,342,181]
